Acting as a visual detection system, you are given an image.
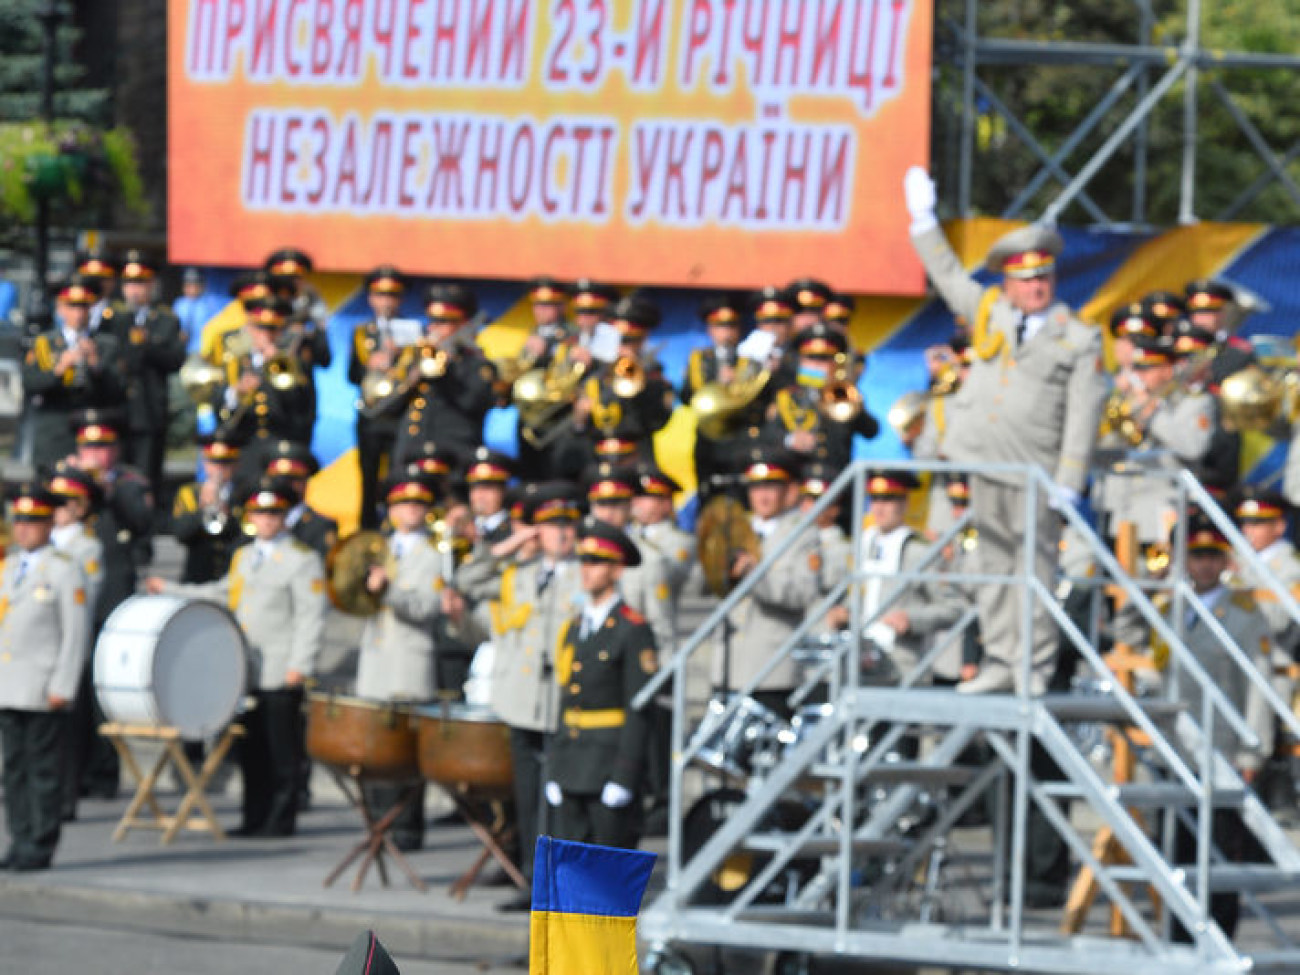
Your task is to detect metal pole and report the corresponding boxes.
[1178,0,1202,224]
[31,3,61,329]
[1133,0,1154,224]
[957,0,976,218]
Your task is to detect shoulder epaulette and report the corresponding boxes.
[49,549,71,564]
[1230,589,1258,612]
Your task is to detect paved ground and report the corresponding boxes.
[0,916,508,975]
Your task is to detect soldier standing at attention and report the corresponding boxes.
[146,478,326,837]
[0,484,88,871]
[545,520,657,850]
[904,166,1107,695]
[47,468,104,823]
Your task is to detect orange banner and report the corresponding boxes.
[168,0,932,294]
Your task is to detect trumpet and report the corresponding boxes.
[1097,388,1144,447]
[609,355,645,399]
[179,354,226,405]
[818,352,865,424]
[885,361,962,440]
[359,337,451,418]
[216,352,309,439]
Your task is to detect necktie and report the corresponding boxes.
[538,566,553,595]
[1015,314,1027,346]
[15,556,30,587]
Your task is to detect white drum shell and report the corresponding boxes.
[93,595,248,740]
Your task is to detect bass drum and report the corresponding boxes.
[415,703,514,802]
[682,787,817,906]
[93,595,248,741]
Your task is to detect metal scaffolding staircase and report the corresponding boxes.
[635,461,1300,974]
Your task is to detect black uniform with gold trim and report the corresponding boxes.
[112,251,187,503]
[23,281,125,471]
[172,436,245,584]
[391,284,498,463]
[548,522,657,849]
[349,266,408,530]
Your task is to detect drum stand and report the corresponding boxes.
[445,793,526,900]
[321,767,428,893]
[101,722,244,844]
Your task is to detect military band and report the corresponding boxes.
[11,221,1300,938]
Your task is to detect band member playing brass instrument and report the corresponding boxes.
[351,266,409,530]
[172,433,245,584]
[388,284,498,464]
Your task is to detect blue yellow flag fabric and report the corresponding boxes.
[529,836,657,975]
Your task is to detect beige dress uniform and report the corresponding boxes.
[1096,387,1215,544]
[1166,587,1275,774]
[355,530,443,701]
[619,537,675,664]
[640,520,697,605]
[858,525,965,682]
[1237,538,1300,706]
[50,523,102,642]
[455,552,583,879]
[0,548,88,711]
[910,225,1107,693]
[716,508,821,697]
[163,533,326,690]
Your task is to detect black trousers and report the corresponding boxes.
[125,427,167,509]
[1,708,69,866]
[362,780,426,850]
[356,419,395,531]
[553,792,639,849]
[509,727,547,878]
[1171,808,1244,943]
[63,659,119,813]
[240,687,305,836]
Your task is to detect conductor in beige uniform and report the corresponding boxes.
[147,477,326,837]
[355,470,447,851]
[904,167,1106,695]
[0,484,88,871]
[722,448,821,716]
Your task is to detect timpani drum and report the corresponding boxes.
[93,595,248,741]
[414,703,514,801]
[305,693,419,780]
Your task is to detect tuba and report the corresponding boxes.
[1219,362,1300,433]
[326,531,389,617]
[692,360,771,441]
[514,351,589,449]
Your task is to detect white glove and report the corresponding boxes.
[600,781,634,808]
[903,165,938,232]
[1048,483,1082,515]
[545,781,563,807]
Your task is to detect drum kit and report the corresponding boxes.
[304,692,523,896]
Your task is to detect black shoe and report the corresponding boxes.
[230,825,264,838]
[479,864,516,887]
[496,890,533,912]
[60,808,77,824]
[82,786,118,801]
[1023,887,1067,910]
[429,810,462,827]
[0,853,12,870]
[643,805,669,838]
[391,837,423,853]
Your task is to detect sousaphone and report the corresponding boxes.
[326,530,388,617]
[696,495,760,597]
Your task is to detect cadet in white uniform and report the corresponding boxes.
[148,477,325,837]
[0,484,88,871]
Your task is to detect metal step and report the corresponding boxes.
[1108,863,1300,893]
[805,762,981,787]
[745,834,911,857]
[1042,695,1185,724]
[1040,782,1247,808]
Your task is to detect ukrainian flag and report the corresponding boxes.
[529,837,657,975]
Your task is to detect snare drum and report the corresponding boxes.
[93,595,247,741]
[691,695,783,779]
[414,703,513,801]
[304,693,419,780]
